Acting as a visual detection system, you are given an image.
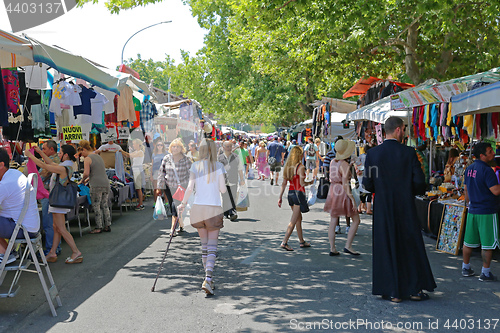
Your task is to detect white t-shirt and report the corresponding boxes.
[190,161,226,207]
[304,143,319,161]
[0,169,39,233]
[97,143,122,153]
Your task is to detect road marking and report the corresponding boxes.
[241,246,265,265]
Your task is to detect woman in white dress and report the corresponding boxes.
[177,138,227,295]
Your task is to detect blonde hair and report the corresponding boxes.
[259,141,265,147]
[314,138,321,144]
[283,146,303,180]
[196,138,217,183]
[169,138,187,154]
[132,139,144,151]
[79,140,92,151]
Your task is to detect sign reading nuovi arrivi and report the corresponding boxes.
[3,0,77,33]
[62,125,82,141]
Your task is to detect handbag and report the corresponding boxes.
[317,177,330,199]
[171,159,185,202]
[267,148,278,165]
[49,166,78,209]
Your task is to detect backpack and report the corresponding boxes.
[307,144,316,157]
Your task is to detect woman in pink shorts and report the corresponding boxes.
[177,138,227,295]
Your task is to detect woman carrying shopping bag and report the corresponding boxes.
[25,145,83,264]
[157,138,192,237]
[177,138,227,295]
[277,146,314,251]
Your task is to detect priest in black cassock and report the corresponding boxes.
[363,117,436,302]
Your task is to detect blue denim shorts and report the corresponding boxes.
[0,216,37,239]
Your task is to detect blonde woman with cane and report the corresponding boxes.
[177,138,227,295]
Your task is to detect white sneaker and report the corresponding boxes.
[202,279,214,295]
[335,225,341,234]
[0,252,18,265]
[346,226,350,233]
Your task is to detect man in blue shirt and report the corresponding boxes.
[267,136,286,186]
[462,142,500,282]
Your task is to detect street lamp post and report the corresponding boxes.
[121,21,172,64]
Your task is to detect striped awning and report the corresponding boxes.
[0,30,34,67]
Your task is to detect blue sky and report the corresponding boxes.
[0,1,207,69]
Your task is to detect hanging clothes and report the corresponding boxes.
[116,86,136,122]
[0,67,8,127]
[1,69,21,123]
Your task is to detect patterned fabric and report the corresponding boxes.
[90,187,111,229]
[1,69,21,122]
[157,154,192,190]
[140,100,157,132]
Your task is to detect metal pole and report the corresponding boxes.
[121,21,172,64]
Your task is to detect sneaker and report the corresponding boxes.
[135,204,145,211]
[0,252,18,265]
[270,179,274,186]
[202,279,214,295]
[479,272,497,282]
[229,213,238,221]
[462,267,475,277]
[346,226,350,234]
[335,225,341,234]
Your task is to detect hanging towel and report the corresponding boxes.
[26,148,50,200]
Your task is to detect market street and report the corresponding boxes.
[1,178,500,333]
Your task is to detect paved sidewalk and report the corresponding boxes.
[1,179,500,332]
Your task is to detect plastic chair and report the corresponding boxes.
[0,174,62,317]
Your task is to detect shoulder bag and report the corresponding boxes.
[267,146,279,166]
[171,159,186,202]
[49,166,78,209]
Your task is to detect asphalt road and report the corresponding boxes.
[1,177,500,333]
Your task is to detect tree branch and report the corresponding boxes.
[276,0,297,11]
[396,15,423,40]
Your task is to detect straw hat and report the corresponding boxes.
[334,139,355,160]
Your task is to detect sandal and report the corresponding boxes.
[45,255,58,263]
[103,227,111,232]
[299,241,311,248]
[280,243,294,251]
[90,228,102,234]
[65,255,83,264]
[410,292,430,301]
[382,295,402,303]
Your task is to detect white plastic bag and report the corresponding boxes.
[153,196,167,220]
[247,168,255,180]
[236,184,250,211]
[307,180,317,206]
[351,186,361,207]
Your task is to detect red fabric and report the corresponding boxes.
[289,165,305,192]
[26,148,50,200]
[104,96,118,122]
[130,111,140,128]
[118,64,140,79]
[492,113,499,138]
[418,106,426,140]
[475,114,481,139]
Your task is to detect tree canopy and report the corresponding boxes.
[98,0,500,125]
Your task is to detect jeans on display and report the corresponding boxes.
[41,198,61,255]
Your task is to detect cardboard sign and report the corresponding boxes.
[176,119,197,133]
[118,127,130,140]
[62,126,83,141]
[101,128,118,142]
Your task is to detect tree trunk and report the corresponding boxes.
[297,101,313,117]
[405,21,421,85]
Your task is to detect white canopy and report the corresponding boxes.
[346,97,411,124]
[450,81,500,116]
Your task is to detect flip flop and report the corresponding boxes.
[329,251,340,256]
[65,255,83,264]
[280,243,294,251]
[90,228,102,234]
[344,248,361,256]
[299,241,311,248]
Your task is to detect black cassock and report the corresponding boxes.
[363,139,436,298]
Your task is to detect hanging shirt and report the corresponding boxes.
[117,86,136,122]
[24,64,50,90]
[90,92,109,124]
[73,86,97,118]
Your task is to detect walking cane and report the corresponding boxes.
[151,216,179,292]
